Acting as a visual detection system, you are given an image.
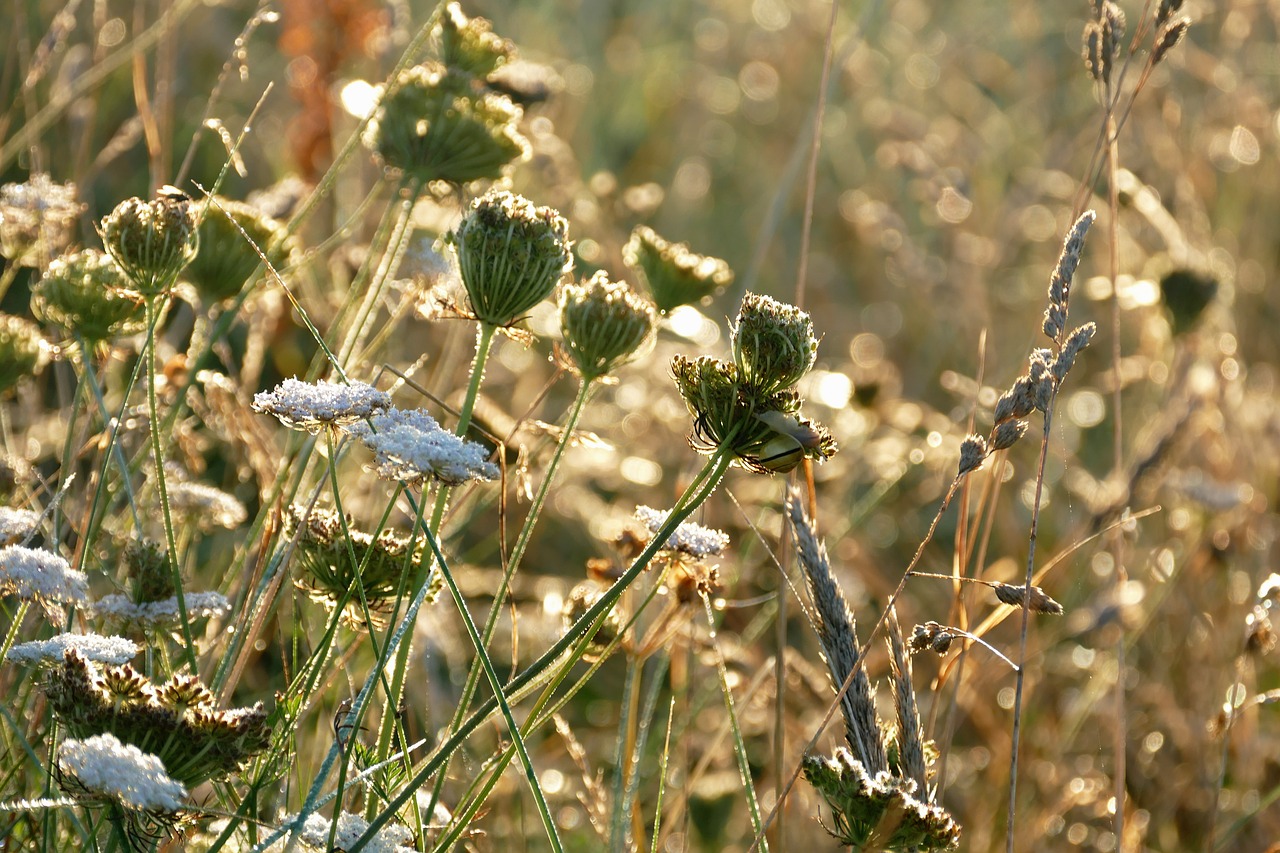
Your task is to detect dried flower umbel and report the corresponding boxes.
[99,189,199,297]
[0,313,46,396]
[0,173,82,266]
[622,225,733,313]
[449,189,572,328]
[282,504,440,629]
[184,196,297,303]
[31,249,146,344]
[45,650,271,790]
[558,271,656,381]
[365,63,529,185]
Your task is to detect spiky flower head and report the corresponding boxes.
[365,63,530,185]
[0,313,46,396]
[438,3,515,79]
[622,225,733,313]
[45,650,271,789]
[450,189,572,328]
[184,197,297,303]
[730,292,818,397]
[802,748,961,851]
[282,504,439,630]
[99,189,199,297]
[31,249,146,343]
[0,174,82,267]
[558,271,656,380]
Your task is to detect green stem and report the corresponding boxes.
[354,449,735,849]
[144,296,196,672]
[425,377,593,816]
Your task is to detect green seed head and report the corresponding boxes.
[730,292,817,397]
[438,3,514,79]
[31,249,145,343]
[558,271,656,380]
[99,190,199,297]
[622,225,732,314]
[184,197,297,304]
[450,189,572,327]
[0,314,46,396]
[365,63,530,185]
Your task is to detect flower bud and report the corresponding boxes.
[450,190,571,327]
[558,271,656,380]
[99,189,199,297]
[184,197,297,303]
[364,63,529,185]
[0,314,46,395]
[31,249,146,343]
[730,292,817,396]
[622,225,732,313]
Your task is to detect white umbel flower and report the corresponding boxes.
[346,407,498,487]
[252,378,391,433]
[0,506,40,545]
[269,811,415,853]
[6,632,138,666]
[0,545,89,609]
[92,590,231,627]
[57,733,187,812]
[167,481,248,529]
[634,506,729,558]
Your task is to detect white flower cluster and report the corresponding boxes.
[0,545,88,606]
[0,506,40,545]
[634,506,729,558]
[269,811,416,853]
[347,407,498,487]
[92,590,231,627]
[6,632,138,666]
[57,733,187,812]
[252,378,391,432]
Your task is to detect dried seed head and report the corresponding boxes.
[32,249,146,343]
[622,225,732,313]
[994,377,1037,423]
[1153,17,1190,66]
[364,64,529,184]
[99,190,199,297]
[437,2,514,79]
[992,582,1064,615]
[958,434,988,475]
[0,314,47,396]
[558,271,656,381]
[0,174,82,267]
[1083,21,1106,83]
[562,580,624,662]
[989,418,1030,452]
[185,197,297,304]
[910,621,955,655]
[730,292,818,397]
[1155,0,1185,28]
[1046,210,1096,340]
[1052,322,1097,381]
[450,190,572,328]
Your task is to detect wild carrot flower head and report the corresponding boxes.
[730,292,818,398]
[99,189,199,297]
[272,811,417,853]
[0,314,47,396]
[252,377,392,433]
[166,480,248,530]
[185,196,297,304]
[0,506,40,545]
[31,249,146,343]
[558,271,656,381]
[92,591,232,629]
[450,189,572,328]
[346,407,498,487]
[622,225,732,314]
[365,63,529,185]
[0,173,82,266]
[6,632,139,667]
[633,505,729,559]
[0,545,88,625]
[57,732,187,813]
